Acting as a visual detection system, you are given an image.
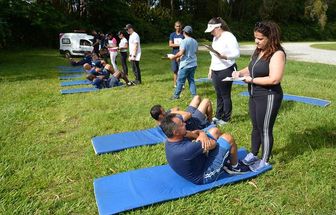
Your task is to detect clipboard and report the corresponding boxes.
[203,44,221,56]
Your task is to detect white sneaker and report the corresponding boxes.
[242,152,259,165]
[249,160,269,172]
[216,119,228,126]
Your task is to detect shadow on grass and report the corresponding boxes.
[276,122,336,163]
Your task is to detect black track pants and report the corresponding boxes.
[249,93,282,161]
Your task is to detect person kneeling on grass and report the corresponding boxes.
[150,95,213,131]
[160,113,250,185]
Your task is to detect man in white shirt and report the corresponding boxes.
[125,24,142,84]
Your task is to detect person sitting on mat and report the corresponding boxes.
[67,51,92,66]
[150,95,213,131]
[86,64,132,89]
[160,113,250,185]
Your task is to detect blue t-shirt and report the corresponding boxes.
[165,138,206,184]
[91,60,103,68]
[179,37,198,69]
[169,32,184,54]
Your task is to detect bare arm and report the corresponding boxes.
[168,48,185,60]
[186,130,217,151]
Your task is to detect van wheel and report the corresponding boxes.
[64,51,71,58]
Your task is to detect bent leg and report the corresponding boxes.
[219,133,238,165]
[189,95,201,108]
[197,98,213,120]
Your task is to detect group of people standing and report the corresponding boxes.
[91,24,142,85]
[162,18,286,184]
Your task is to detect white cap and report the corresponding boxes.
[204,23,222,33]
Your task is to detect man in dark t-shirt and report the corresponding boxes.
[150,95,212,131]
[161,113,250,185]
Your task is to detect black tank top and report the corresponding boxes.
[247,51,284,96]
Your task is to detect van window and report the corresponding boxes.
[80,39,91,46]
[62,38,71,44]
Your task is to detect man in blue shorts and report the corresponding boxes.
[150,95,212,131]
[160,113,250,185]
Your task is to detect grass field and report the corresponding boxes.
[311,43,336,50]
[0,44,335,214]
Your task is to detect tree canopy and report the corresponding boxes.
[0,0,335,48]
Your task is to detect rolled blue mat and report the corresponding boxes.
[196,77,246,86]
[239,91,331,107]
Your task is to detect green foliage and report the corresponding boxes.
[0,45,336,214]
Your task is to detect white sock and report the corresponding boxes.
[232,163,238,168]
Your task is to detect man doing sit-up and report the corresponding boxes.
[160,113,250,185]
[150,95,212,131]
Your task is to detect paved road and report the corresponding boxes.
[239,42,336,65]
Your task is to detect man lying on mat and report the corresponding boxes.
[160,113,250,185]
[150,95,213,131]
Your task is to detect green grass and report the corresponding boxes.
[0,45,335,214]
[310,43,336,50]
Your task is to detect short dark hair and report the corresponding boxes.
[160,113,178,138]
[150,105,163,120]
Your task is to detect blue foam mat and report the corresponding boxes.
[195,77,246,86]
[240,91,331,107]
[93,148,272,215]
[59,74,83,80]
[60,87,99,94]
[61,84,125,95]
[58,68,83,73]
[60,79,92,87]
[92,127,166,154]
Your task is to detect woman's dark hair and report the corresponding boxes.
[208,17,230,32]
[254,21,285,60]
[150,105,163,120]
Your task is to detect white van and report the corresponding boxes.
[59,33,94,57]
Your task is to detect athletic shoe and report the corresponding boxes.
[216,119,228,126]
[170,95,180,100]
[242,152,259,165]
[223,163,250,175]
[249,160,269,172]
[212,117,219,124]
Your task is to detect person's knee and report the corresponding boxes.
[208,127,221,139]
[220,133,235,146]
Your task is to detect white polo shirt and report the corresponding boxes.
[210,31,240,71]
[129,32,141,61]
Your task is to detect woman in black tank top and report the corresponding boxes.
[232,21,286,171]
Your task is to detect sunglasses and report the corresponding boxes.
[176,114,184,123]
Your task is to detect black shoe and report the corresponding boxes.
[223,163,250,175]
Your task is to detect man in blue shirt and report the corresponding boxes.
[168,25,198,99]
[169,21,184,88]
[161,113,250,185]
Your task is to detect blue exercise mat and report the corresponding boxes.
[93,148,272,215]
[60,87,99,94]
[92,126,166,154]
[60,79,92,87]
[196,77,246,86]
[58,68,84,73]
[240,91,331,107]
[91,124,216,154]
[59,74,83,80]
[57,65,82,70]
[61,84,125,95]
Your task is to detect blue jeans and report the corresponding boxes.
[174,66,197,98]
[203,137,231,184]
